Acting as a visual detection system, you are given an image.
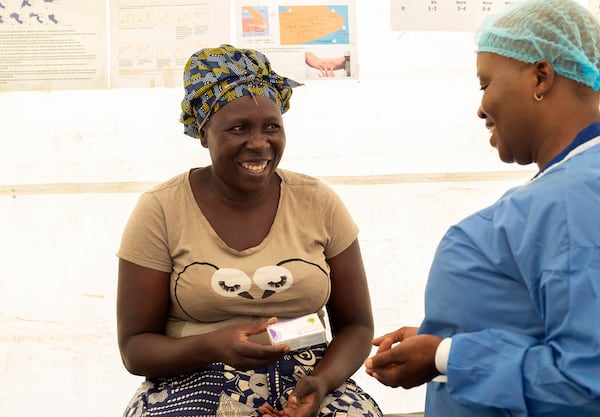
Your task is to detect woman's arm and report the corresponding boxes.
[293,239,375,400]
[318,239,374,383]
[117,259,288,378]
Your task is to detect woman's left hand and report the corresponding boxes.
[258,376,326,417]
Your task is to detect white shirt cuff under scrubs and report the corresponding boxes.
[432,337,452,383]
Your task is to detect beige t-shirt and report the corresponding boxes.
[117,169,358,338]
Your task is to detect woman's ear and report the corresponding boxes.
[534,59,555,95]
[198,126,208,148]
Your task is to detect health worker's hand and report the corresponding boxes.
[365,327,442,389]
[372,326,419,348]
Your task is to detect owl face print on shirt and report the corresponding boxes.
[172,258,331,322]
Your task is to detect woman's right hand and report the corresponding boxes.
[118,260,288,376]
[211,317,290,370]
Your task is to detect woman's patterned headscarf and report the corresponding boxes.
[180,44,302,139]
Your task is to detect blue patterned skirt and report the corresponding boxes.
[123,344,382,417]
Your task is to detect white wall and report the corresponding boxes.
[0,2,536,415]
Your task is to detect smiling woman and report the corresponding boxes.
[364,1,600,416]
[115,44,383,417]
[197,95,286,202]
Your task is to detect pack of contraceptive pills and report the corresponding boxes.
[267,313,327,351]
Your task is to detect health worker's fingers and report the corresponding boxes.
[372,326,418,345]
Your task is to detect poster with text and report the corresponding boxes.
[390,0,593,32]
[390,0,517,32]
[0,0,107,91]
[234,1,358,80]
[110,0,230,88]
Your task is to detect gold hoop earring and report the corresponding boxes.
[534,92,544,102]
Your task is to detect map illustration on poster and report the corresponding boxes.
[235,1,358,81]
[278,5,349,45]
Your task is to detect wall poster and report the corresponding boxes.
[110,0,230,88]
[233,1,358,80]
[390,0,593,32]
[0,0,108,91]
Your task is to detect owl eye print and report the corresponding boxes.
[174,258,327,322]
[253,265,293,299]
[211,268,253,299]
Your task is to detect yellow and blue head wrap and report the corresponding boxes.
[180,44,302,139]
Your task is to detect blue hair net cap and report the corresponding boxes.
[475,0,600,90]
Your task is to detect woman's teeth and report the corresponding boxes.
[241,161,268,173]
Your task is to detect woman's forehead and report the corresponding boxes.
[477,53,525,74]
[210,96,282,121]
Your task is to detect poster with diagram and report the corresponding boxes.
[390,0,593,32]
[109,0,230,88]
[390,0,518,31]
[0,0,107,91]
[234,1,358,80]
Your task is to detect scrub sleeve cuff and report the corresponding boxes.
[434,337,452,374]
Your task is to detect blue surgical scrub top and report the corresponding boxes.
[419,123,600,417]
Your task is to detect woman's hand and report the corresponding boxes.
[119,261,288,376]
[258,375,327,417]
[212,317,289,371]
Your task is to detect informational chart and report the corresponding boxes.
[242,6,270,36]
[2,0,596,91]
[390,0,594,31]
[0,0,107,91]
[110,0,229,88]
[278,5,349,45]
[235,1,357,80]
[390,0,516,31]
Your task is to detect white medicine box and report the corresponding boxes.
[267,313,327,351]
